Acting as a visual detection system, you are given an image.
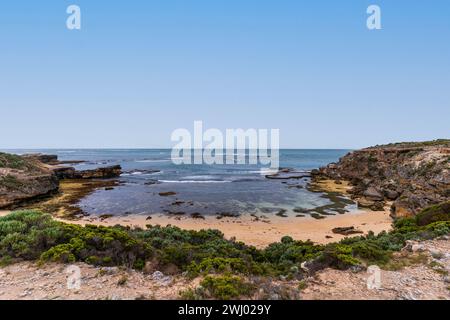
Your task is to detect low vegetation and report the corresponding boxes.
[0,153,27,170]
[0,202,449,298]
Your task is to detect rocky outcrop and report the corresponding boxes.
[22,154,59,165]
[53,165,122,179]
[0,153,59,208]
[312,140,450,218]
[23,153,85,165]
[0,152,122,208]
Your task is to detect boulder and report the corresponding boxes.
[363,187,384,201]
[332,226,364,236]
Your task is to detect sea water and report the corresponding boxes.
[3,149,355,217]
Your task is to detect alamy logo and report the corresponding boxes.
[65,265,81,290]
[66,5,81,30]
[367,265,382,290]
[367,5,382,30]
[171,121,280,170]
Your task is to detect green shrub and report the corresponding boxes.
[0,153,27,169]
[319,243,361,269]
[415,202,450,226]
[200,275,255,300]
[1,203,449,279]
[187,257,250,276]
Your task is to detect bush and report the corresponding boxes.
[415,202,450,226]
[200,275,255,300]
[318,243,361,269]
[1,203,449,279]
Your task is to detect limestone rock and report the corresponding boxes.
[312,140,450,218]
[0,152,59,208]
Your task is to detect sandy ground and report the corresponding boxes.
[1,208,393,248]
[1,239,448,300]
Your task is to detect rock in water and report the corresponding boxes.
[53,165,122,179]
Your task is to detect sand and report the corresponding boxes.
[51,209,392,248]
[0,208,393,248]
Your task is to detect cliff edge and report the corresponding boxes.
[312,140,450,218]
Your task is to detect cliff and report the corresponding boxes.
[312,140,450,218]
[0,153,59,208]
[0,152,122,208]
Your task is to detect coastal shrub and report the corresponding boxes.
[2,204,449,278]
[0,153,27,169]
[200,275,255,300]
[0,210,65,260]
[187,257,252,277]
[415,202,450,226]
[318,243,361,269]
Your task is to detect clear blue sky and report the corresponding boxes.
[1,0,449,149]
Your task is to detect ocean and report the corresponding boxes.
[3,149,355,217]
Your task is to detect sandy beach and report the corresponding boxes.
[1,208,393,248]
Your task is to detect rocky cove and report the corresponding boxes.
[311,140,450,219]
[0,142,449,300]
[0,152,122,211]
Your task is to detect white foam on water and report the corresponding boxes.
[159,180,231,184]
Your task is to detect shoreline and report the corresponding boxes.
[0,178,394,248]
[1,207,393,248]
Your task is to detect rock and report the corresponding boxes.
[411,244,425,253]
[144,180,160,185]
[275,209,288,217]
[0,152,59,208]
[265,168,310,180]
[158,191,177,197]
[357,198,385,211]
[402,240,417,252]
[300,262,310,273]
[312,140,450,218]
[363,187,384,201]
[191,212,205,219]
[19,290,33,298]
[269,294,281,300]
[151,271,172,286]
[52,165,122,180]
[384,189,400,200]
[77,165,122,179]
[429,249,444,259]
[152,271,164,280]
[22,153,59,164]
[100,267,119,275]
[332,227,364,236]
[52,166,77,179]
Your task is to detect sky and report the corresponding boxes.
[0,0,449,149]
